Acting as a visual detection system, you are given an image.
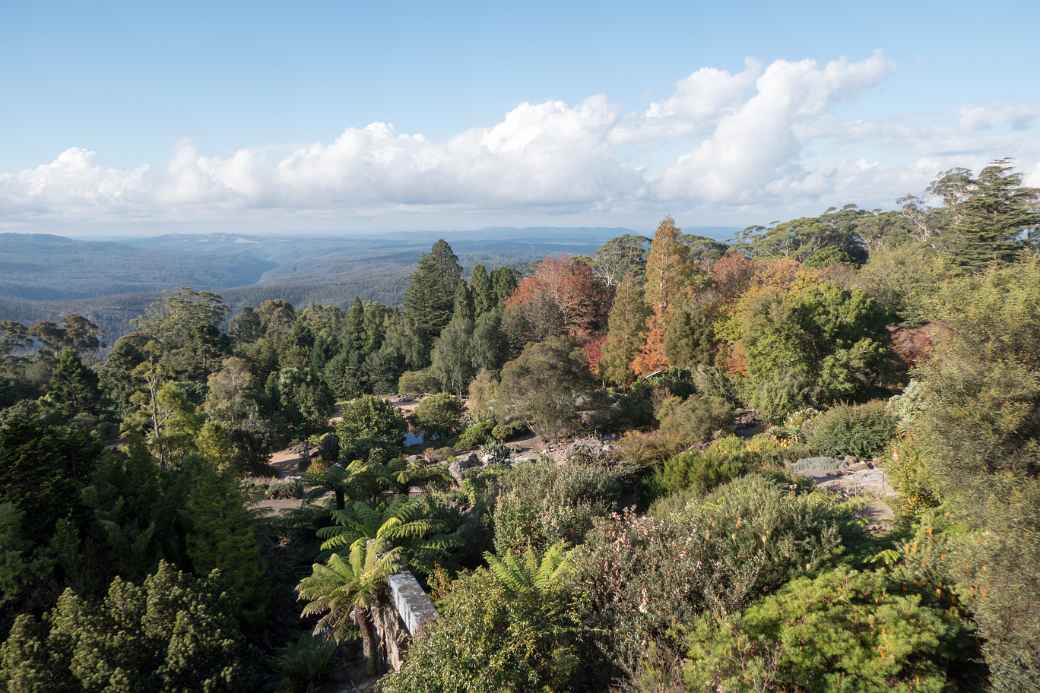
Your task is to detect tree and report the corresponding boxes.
[497,337,595,440]
[0,401,99,546]
[471,308,508,372]
[599,274,649,385]
[720,279,892,421]
[297,540,402,676]
[270,367,335,441]
[663,295,719,370]
[430,285,476,396]
[185,460,267,623]
[942,158,1040,271]
[504,257,611,341]
[335,395,407,461]
[483,541,573,598]
[203,356,269,470]
[0,561,245,692]
[470,263,496,315]
[913,257,1040,688]
[133,289,230,382]
[592,234,650,288]
[403,240,464,362]
[317,498,455,573]
[644,218,693,315]
[46,347,102,418]
[634,218,698,376]
[228,306,263,344]
[490,266,520,305]
[414,393,465,439]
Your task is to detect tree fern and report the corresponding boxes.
[483,541,574,598]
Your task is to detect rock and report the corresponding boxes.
[790,456,844,478]
[448,453,480,485]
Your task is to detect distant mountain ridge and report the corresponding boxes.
[0,225,739,340]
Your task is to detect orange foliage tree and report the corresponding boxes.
[505,257,612,340]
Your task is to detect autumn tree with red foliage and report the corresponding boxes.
[504,257,612,343]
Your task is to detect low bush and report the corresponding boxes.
[274,634,337,693]
[491,419,526,442]
[493,456,624,555]
[650,436,755,498]
[397,368,440,396]
[884,435,941,516]
[682,566,975,692]
[656,394,734,448]
[572,474,857,682]
[805,400,897,458]
[455,418,495,451]
[414,393,465,440]
[265,478,304,500]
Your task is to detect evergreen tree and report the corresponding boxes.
[403,240,463,362]
[945,158,1040,271]
[185,460,267,623]
[430,284,476,396]
[599,274,649,385]
[491,266,520,305]
[46,347,102,418]
[470,264,496,315]
[471,308,509,372]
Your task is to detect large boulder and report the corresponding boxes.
[448,453,480,485]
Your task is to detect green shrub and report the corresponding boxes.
[805,400,897,458]
[572,474,856,682]
[274,634,337,693]
[884,436,940,516]
[265,478,304,500]
[493,456,624,555]
[650,436,754,498]
[414,393,465,439]
[381,566,587,693]
[335,395,407,461]
[397,368,440,395]
[683,566,975,692]
[656,394,733,448]
[491,419,525,442]
[455,418,495,450]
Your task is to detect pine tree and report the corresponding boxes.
[491,266,520,305]
[403,240,463,362]
[945,159,1040,272]
[599,274,649,385]
[185,460,267,623]
[430,284,476,396]
[470,264,495,316]
[47,348,101,417]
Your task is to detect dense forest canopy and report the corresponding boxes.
[1,159,1040,691]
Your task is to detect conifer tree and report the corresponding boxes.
[430,284,476,396]
[945,159,1040,272]
[470,263,496,316]
[599,274,649,385]
[185,459,267,623]
[47,348,102,418]
[633,218,694,375]
[403,240,463,362]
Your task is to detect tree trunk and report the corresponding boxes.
[335,487,345,510]
[354,607,379,676]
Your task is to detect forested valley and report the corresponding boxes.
[1,159,1039,692]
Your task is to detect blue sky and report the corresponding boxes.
[2,1,1038,235]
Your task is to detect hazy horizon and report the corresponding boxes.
[4,2,1038,236]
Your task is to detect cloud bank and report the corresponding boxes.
[2,51,1038,232]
